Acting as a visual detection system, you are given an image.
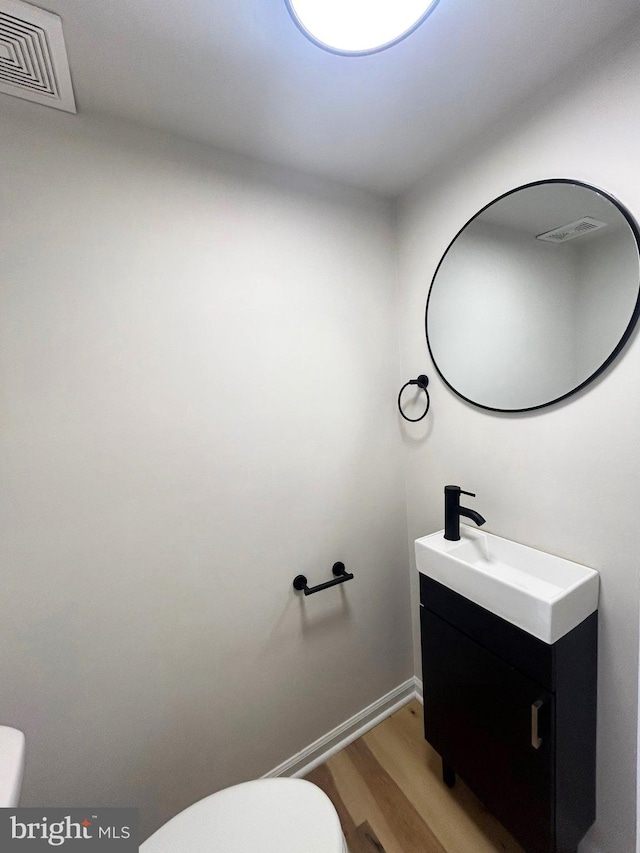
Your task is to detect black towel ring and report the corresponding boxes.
[398,375,430,422]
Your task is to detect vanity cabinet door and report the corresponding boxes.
[422,607,555,853]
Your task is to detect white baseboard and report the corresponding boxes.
[414,675,423,705]
[262,677,417,780]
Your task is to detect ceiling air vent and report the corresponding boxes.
[536,216,608,243]
[0,0,75,113]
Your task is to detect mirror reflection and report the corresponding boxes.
[426,181,640,411]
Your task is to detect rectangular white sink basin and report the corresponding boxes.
[415,525,599,644]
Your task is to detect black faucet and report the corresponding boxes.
[444,485,487,541]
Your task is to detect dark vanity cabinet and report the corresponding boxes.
[420,574,597,853]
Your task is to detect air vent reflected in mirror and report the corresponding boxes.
[536,216,607,243]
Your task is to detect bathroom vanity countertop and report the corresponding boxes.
[415,525,599,644]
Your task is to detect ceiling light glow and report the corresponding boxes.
[286,0,439,55]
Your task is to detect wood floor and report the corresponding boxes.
[305,700,525,853]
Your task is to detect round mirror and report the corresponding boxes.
[426,180,640,412]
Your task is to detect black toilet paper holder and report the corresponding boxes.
[293,562,354,596]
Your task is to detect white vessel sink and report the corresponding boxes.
[415,525,599,644]
[0,726,25,807]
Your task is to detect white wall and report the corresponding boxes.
[0,97,412,839]
[397,21,640,853]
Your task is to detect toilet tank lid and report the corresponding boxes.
[0,726,25,808]
[140,778,346,853]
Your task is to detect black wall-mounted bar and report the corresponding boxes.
[293,562,354,596]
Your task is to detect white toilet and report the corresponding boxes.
[140,777,348,853]
[0,729,346,852]
[0,726,25,808]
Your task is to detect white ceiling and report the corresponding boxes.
[29,0,640,195]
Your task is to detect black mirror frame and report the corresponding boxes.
[425,178,640,413]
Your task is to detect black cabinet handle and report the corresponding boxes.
[293,562,354,596]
